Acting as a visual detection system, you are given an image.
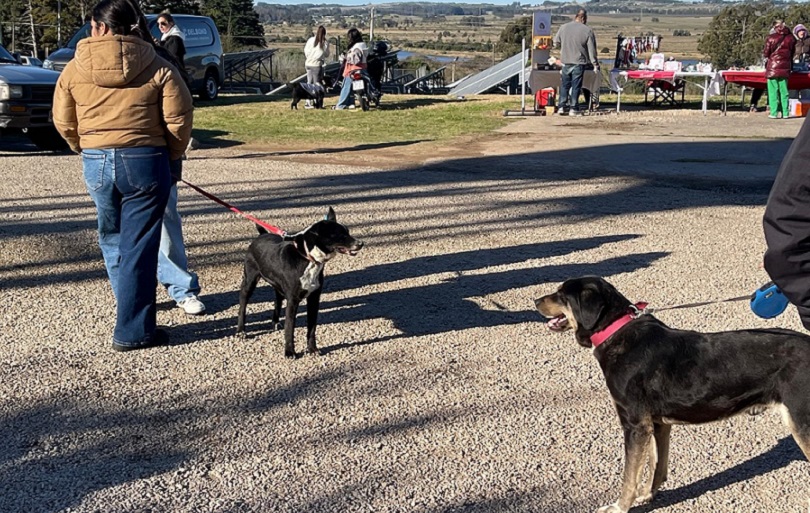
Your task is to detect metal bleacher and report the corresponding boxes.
[403,66,448,94]
[222,49,277,94]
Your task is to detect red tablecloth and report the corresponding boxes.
[721,70,810,90]
[625,70,677,81]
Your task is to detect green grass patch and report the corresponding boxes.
[192,94,520,147]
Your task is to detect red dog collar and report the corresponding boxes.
[590,302,649,348]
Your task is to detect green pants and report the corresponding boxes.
[767,77,790,117]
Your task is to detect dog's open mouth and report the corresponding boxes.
[338,247,361,256]
[547,314,569,331]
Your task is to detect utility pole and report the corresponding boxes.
[369,5,374,42]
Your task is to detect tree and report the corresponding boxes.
[697,1,810,68]
[697,2,774,68]
[201,0,265,51]
[142,0,201,15]
[494,15,531,57]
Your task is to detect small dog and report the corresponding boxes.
[237,207,363,358]
[289,77,332,110]
[535,276,810,513]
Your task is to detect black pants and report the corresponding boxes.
[763,115,810,329]
[750,88,764,107]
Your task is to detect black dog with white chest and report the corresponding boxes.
[237,208,363,358]
[535,276,810,513]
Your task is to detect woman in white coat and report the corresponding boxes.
[303,26,329,108]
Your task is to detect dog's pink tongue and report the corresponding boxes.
[547,315,568,331]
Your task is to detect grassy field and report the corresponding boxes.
[266,12,714,65]
[192,90,733,150]
[193,94,519,147]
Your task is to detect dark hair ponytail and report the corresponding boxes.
[92,0,153,45]
[347,28,363,47]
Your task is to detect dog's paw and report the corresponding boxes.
[596,504,626,513]
[634,492,655,505]
[306,347,322,357]
[235,330,247,340]
[284,350,298,359]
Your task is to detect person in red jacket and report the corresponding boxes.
[764,20,796,119]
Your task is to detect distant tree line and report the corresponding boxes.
[539,0,725,16]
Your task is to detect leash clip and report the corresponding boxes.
[629,302,651,318]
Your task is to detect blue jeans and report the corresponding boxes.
[159,162,200,303]
[82,147,170,346]
[560,64,585,112]
[336,75,355,109]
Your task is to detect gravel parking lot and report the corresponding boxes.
[2,110,810,513]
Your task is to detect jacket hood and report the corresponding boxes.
[162,25,185,41]
[795,24,808,37]
[74,35,156,87]
[778,25,792,36]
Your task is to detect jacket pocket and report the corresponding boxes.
[81,152,106,191]
[121,152,165,193]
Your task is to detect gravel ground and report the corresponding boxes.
[2,110,810,513]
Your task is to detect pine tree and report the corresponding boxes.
[201,0,264,51]
[141,0,201,16]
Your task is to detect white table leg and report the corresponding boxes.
[703,77,709,114]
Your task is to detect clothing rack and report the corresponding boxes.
[613,34,663,70]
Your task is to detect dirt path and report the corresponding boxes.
[1,109,808,513]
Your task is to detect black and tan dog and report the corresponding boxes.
[237,207,363,358]
[535,276,810,513]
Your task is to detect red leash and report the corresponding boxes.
[180,179,287,237]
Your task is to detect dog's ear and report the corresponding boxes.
[325,207,336,222]
[570,284,604,332]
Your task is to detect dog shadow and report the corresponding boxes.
[636,436,805,512]
[161,234,666,350]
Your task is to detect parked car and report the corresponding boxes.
[0,44,66,151]
[17,55,43,67]
[43,14,224,100]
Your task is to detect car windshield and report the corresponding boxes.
[66,23,92,49]
[0,45,17,63]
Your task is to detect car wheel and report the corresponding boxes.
[24,127,69,152]
[199,72,219,101]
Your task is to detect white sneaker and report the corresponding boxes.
[177,295,206,315]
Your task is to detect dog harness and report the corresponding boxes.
[590,302,649,348]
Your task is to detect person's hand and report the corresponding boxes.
[169,159,182,183]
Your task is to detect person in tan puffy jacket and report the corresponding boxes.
[53,0,193,352]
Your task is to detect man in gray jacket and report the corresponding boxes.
[553,8,599,116]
